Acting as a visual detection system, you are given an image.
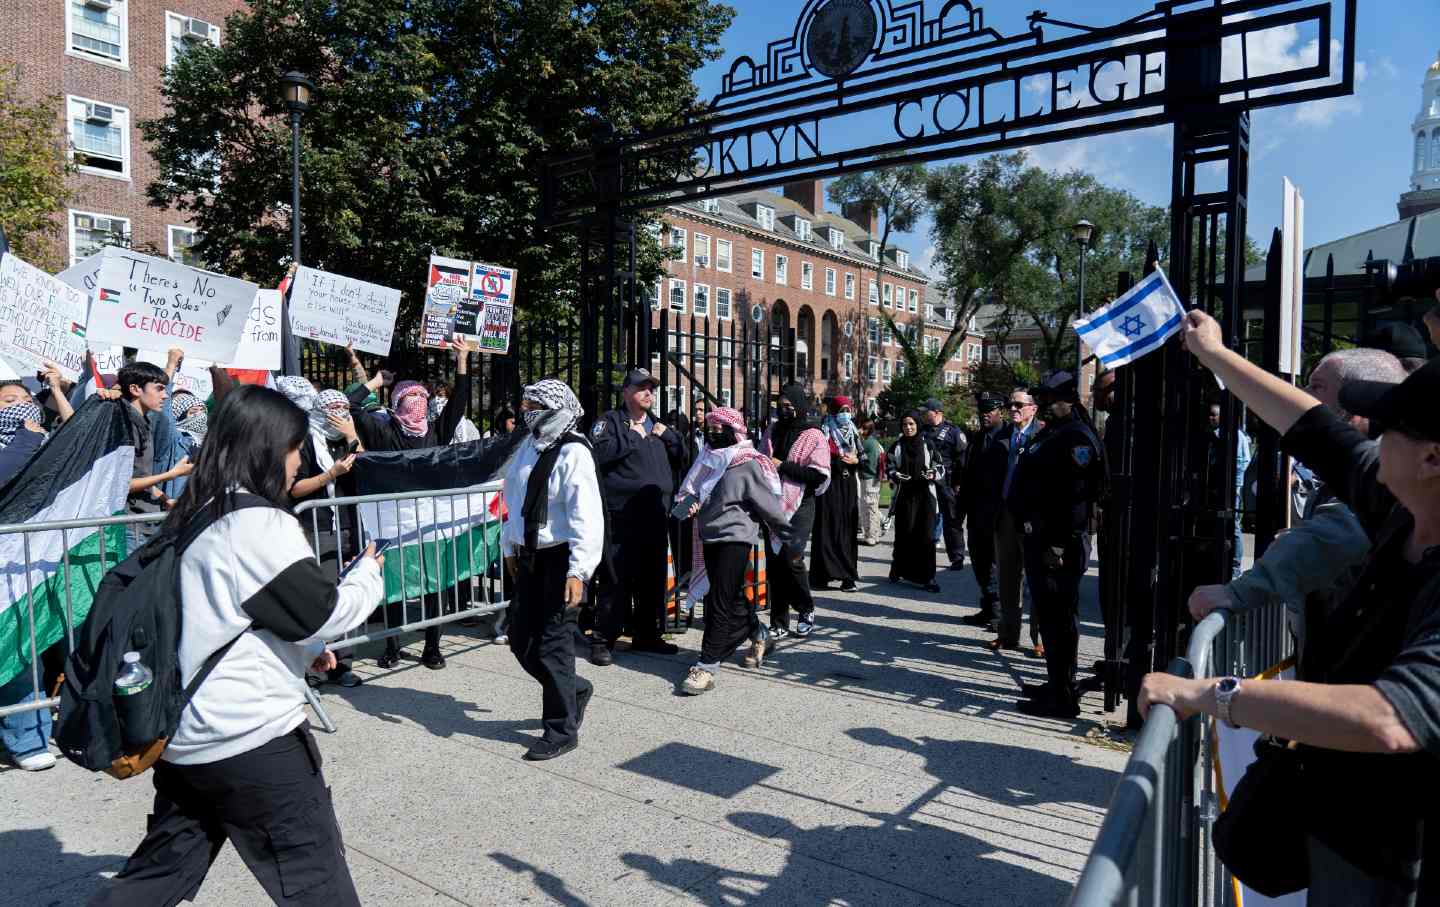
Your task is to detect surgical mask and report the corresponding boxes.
[836,412,853,427]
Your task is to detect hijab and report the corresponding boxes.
[390,381,431,438]
[521,379,583,451]
[767,382,813,461]
[899,412,929,475]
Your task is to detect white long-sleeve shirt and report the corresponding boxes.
[166,502,385,765]
[500,433,604,581]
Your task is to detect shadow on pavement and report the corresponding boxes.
[2,827,127,907]
[330,682,540,747]
[489,852,591,907]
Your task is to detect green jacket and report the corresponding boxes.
[859,436,882,480]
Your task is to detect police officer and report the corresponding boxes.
[959,392,1007,628]
[589,368,686,665]
[1007,372,1104,719]
[921,398,968,569]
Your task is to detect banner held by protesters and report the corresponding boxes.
[287,266,401,357]
[0,251,91,381]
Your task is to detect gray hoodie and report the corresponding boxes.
[697,459,792,547]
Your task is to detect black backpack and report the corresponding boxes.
[55,494,275,778]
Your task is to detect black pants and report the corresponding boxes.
[763,497,813,630]
[509,544,593,745]
[90,725,357,907]
[935,483,966,564]
[699,542,759,664]
[1023,533,1089,703]
[595,498,668,647]
[966,510,998,611]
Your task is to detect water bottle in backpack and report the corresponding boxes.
[114,652,155,750]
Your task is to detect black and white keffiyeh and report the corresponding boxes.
[521,379,583,451]
[170,391,208,439]
[0,402,46,448]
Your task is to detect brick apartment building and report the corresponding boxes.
[655,179,985,416]
[1,1,247,266]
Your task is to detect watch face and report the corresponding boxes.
[1218,677,1239,693]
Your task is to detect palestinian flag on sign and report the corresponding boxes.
[352,434,522,604]
[0,397,134,686]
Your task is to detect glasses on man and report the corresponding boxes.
[1007,401,1031,409]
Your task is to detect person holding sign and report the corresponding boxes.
[347,337,481,670]
[121,351,194,548]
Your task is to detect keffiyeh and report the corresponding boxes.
[171,391,208,439]
[275,375,318,414]
[390,381,431,438]
[314,389,350,442]
[521,379,583,451]
[0,402,46,448]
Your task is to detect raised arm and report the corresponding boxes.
[1180,310,1320,436]
[435,339,478,444]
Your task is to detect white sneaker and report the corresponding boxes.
[681,665,715,695]
[795,614,815,637]
[493,634,509,645]
[13,750,56,771]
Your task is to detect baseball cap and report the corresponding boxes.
[623,368,659,390]
[1363,323,1428,362]
[923,397,944,412]
[1339,356,1440,441]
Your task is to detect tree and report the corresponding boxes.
[143,0,733,336]
[0,64,74,271]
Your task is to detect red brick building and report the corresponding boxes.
[1,1,246,265]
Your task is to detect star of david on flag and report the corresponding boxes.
[1072,266,1187,370]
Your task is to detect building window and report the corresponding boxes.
[751,249,764,279]
[694,233,710,267]
[720,339,735,363]
[715,287,732,320]
[987,347,999,363]
[908,288,919,313]
[867,240,879,258]
[68,0,128,67]
[829,228,845,250]
[824,268,836,296]
[800,261,813,290]
[869,280,878,305]
[867,356,878,381]
[896,358,907,378]
[669,278,687,313]
[670,227,687,263]
[693,283,710,316]
[646,281,662,311]
[1419,132,1430,173]
[165,11,220,67]
[701,198,720,214]
[881,358,892,382]
[924,335,940,355]
[844,273,855,300]
[867,317,880,345]
[882,283,892,308]
[715,239,732,272]
[775,254,788,284]
[756,204,775,230]
[795,218,811,241]
[883,322,893,345]
[896,250,910,271]
[69,209,129,264]
[67,96,130,178]
[843,353,853,379]
[968,344,982,363]
[1005,343,1022,360]
[168,226,201,266]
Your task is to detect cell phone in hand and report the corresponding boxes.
[670,493,698,520]
[338,538,393,582]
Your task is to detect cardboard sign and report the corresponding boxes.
[232,290,282,371]
[288,266,400,356]
[88,248,255,362]
[56,254,125,375]
[0,252,91,381]
[138,349,214,400]
[420,255,474,349]
[471,262,517,354]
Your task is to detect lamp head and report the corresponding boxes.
[1071,219,1095,247]
[281,71,314,112]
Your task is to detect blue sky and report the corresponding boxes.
[692,0,1440,273]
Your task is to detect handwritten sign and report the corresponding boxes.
[88,248,254,362]
[420,255,474,349]
[0,253,91,381]
[91,345,125,374]
[288,266,400,356]
[137,350,215,400]
[231,290,282,370]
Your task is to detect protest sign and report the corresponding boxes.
[88,248,255,362]
[288,266,400,356]
[418,256,518,353]
[57,254,135,378]
[0,252,91,381]
[231,290,282,370]
[138,349,214,400]
[471,262,517,354]
[420,255,474,349]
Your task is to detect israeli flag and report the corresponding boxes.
[1073,267,1187,369]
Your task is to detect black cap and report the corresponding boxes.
[923,397,944,412]
[1340,356,1440,441]
[1363,323,1428,361]
[623,368,659,390]
[975,392,1004,413]
[1034,370,1079,402]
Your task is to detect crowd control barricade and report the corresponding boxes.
[1070,604,1297,907]
[665,542,769,633]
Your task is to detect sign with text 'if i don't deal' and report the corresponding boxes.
[288,266,401,357]
[88,247,255,363]
[0,252,91,381]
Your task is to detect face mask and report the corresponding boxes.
[523,408,547,432]
[706,428,737,449]
[836,412,853,427]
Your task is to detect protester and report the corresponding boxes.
[487,406,516,438]
[676,408,791,694]
[33,361,76,428]
[887,412,943,593]
[120,353,193,547]
[1141,309,1440,902]
[500,379,602,761]
[90,384,386,907]
[345,339,479,669]
[759,383,830,639]
[990,389,1040,653]
[1009,373,1105,719]
[920,398,968,569]
[590,368,685,665]
[0,405,45,486]
[959,392,1007,628]
[810,396,860,593]
[153,387,207,501]
[857,417,884,545]
[431,381,481,443]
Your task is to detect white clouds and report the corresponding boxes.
[1379,56,1400,80]
[1220,18,1366,129]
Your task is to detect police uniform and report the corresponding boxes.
[960,393,1006,623]
[920,400,968,567]
[1007,391,1104,717]
[590,370,685,659]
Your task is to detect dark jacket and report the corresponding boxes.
[1006,414,1103,548]
[0,428,44,485]
[347,372,471,452]
[590,408,685,511]
[960,423,1007,520]
[920,419,966,489]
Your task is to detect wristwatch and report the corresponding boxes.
[1215,676,1242,729]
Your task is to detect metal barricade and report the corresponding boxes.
[1070,605,1297,907]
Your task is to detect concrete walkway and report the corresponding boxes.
[1,541,1126,906]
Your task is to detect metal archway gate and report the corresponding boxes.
[539,0,1357,711]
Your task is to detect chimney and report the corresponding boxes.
[783,180,824,215]
[842,201,878,237]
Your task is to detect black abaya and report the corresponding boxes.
[810,463,859,584]
[889,437,938,585]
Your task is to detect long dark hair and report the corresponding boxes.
[162,385,309,531]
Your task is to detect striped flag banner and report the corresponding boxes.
[1072,266,1188,370]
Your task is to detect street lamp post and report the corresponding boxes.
[281,72,314,267]
[1071,219,1095,381]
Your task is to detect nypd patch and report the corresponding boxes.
[1072,446,1092,467]
[592,421,607,438]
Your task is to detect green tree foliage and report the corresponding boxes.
[143,0,733,334]
[0,64,74,271]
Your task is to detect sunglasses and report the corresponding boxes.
[1007,402,1031,409]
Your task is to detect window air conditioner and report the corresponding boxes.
[695,255,708,267]
[84,0,113,11]
[75,215,94,230]
[183,18,214,41]
[86,104,114,125]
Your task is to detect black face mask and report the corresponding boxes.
[706,427,738,449]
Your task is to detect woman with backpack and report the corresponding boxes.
[91,384,386,907]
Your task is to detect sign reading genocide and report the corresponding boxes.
[88,247,255,363]
[420,255,474,349]
[0,253,91,381]
[288,266,401,356]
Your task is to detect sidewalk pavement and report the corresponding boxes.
[1,538,1126,906]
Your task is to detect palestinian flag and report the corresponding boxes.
[0,397,134,686]
[352,433,522,604]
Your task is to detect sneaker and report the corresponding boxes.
[741,634,768,668]
[1016,693,1080,719]
[949,559,966,571]
[377,646,402,670]
[840,580,858,593]
[421,648,447,670]
[795,613,815,637]
[523,737,578,761]
[880,517,892,535]
[494,634,509,646]
[681,665,716,695]
[13,750,56,771]
[960,610,996,628]
[769,625,791,641]
[631,638,680,655]
[924,582,942,593]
